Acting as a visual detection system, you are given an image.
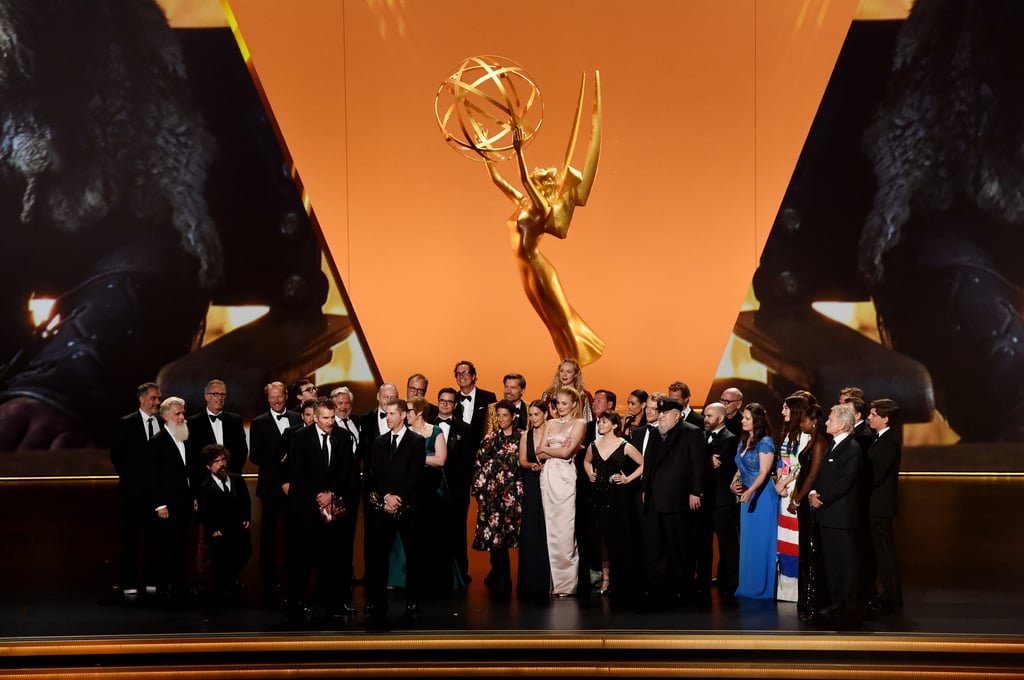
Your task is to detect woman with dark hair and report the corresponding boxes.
[621,389,648,438]
[788,404,829,621]
[775,394,810,601]
[407,397,458,593]
[582,410,644,596]
[472,400,523,593]
[517,400,551,596]
[732,403,778,599]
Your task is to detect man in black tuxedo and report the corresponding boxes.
[406,373,439,422]
[864,398,903,614]
[640,398,706,604]
[110,381,163,600]
[331,385,364,582]
[703,402,739,601]
[434,387,474,585]
[720,387,744,437]
[359,382,399,460]
[249,381,301,600]
[669,381,704,429]
[627,392,666,571]
[195,443,252,600]
[148,396,193,603]
[484,373,529,436]
[284,397,357,622]
[187,379,248,478]
[452,360,496,450]
[809,404,864,622]
[365,398,425,615]
[583,389,616,447]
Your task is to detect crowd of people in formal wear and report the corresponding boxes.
[110,359,903,625]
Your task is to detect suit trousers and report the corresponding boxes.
[288,512,353,611]
[366,507,421,606]
[819,526,860,609]
[869,514,902,604]
[119,496,152,590]
[711,503,740,595]
[258,494,286,588]
[644,510,693,598]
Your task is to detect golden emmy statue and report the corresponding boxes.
[436,56,604,365]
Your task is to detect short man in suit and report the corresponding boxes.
[285,397,357,622]
[583,389,616,447]
[195,443,252,600]
[703,402,739,602]
[148,396,193,603]
[364,398,426,615]
[484,373,529,435]
[641,398,706,605]
[669,381,704,429]
[187,379,248,477]
[110,381,163,600]
[406,373,439,422]
[248,381,301,600]
[720,387,744,437]
[864,398,903,614]
[434,386,474,585]
[809,404,864,622]
[452,360,496,450]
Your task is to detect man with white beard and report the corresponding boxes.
[149,396,194,605]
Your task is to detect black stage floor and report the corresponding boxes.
[1,471,1022,678]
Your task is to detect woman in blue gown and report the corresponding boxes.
[732,403,779,599]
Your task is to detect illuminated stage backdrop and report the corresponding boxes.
[227,0,861,404]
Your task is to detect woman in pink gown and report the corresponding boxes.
[536,385,586,596]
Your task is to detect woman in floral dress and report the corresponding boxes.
[472,400,523,593]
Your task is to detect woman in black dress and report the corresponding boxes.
[787,404,829,622]
[582,411,644,597]
[516,400,551,596]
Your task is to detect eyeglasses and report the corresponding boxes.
[454,371,471,377]
[207,392,227,397]
[438,398,456,404]
[299,386,317,394]
[720,398,739,405]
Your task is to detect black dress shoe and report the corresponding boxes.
[406,603,419,615]
[330,603,357,616]
[286,605,312,624]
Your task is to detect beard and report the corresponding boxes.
[213,468,228,481]
[657,420,675,435]
[166,421,189,443]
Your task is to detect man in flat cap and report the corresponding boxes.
[640,399,707,607]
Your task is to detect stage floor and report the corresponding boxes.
[1,474,1022,678]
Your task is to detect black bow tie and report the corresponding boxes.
[209,414,220,422]
[459,394,472,402]
[275,413,288,421]
[379,411,387,419]
[439,418,452,425]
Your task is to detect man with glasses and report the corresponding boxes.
[720,387,744,437]
[406,373,439,422]
[434,386,474,585]
[453,360,496,450]
[187,379,248,477]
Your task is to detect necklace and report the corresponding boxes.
[556,417,571,424]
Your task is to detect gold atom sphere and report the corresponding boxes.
[435,55,544,162]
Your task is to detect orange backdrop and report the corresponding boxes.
[225,0,859,403]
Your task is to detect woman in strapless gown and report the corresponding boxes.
[517,400,551,596]
[536,385,586,596]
